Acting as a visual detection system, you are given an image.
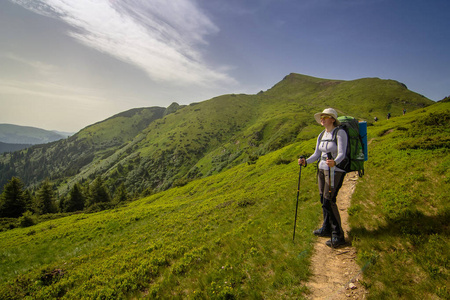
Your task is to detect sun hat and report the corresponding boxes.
[314,108,341,125]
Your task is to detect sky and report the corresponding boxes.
[0,0,449,133]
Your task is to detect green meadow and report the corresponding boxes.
[1,137,321,299]
[1,101,448,299]
[349,101,449,299]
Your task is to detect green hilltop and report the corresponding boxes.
[1,73,448,299]
[0,73,432,195]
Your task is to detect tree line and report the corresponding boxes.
[0,176,130,228]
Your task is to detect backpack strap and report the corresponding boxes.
[318,129,326,142]
[316,130,326,182]
[318,127,341,148]
[331,127,340,144]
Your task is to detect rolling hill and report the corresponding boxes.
[0,73,433,197]
[0,124,71,145]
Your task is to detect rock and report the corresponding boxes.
[348,282,357,290]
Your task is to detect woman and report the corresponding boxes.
[298,108,347,248]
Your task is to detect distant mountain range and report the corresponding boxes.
[0,124,74,153]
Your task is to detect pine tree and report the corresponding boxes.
[35,179,56,215]
[0,177,26,218]
[87,176,111,207]
[113,183,128,204]
[23,189,33,212]
[64,183,85,212]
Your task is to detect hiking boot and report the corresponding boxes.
[325,236,346,248]
[313,227,331,237]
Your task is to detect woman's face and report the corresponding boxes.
[320,115,335,126]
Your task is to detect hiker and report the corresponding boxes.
[374,116,378,122]
[387,112,391,119]
[298,108,347,248]
[403,108,406,115]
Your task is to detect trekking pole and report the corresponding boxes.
[293,156,304,242]
[327,152,334,198]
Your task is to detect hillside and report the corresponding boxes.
[0,73,433,196]
[0,106,168,189]
[0,100,448,299]
[0,124,69,145]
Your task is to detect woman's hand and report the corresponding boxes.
[298,157,306,166]
[326,159,336,167]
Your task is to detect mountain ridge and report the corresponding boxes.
[0,123,72,145]
[0,73,434,195]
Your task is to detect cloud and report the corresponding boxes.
[0,78,109,106]
[0,52,112,104]
[10,0,236,87]
[1,52,58,77]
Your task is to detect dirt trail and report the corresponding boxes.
[306,171,368,299]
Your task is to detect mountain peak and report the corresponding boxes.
[164,102,186,116]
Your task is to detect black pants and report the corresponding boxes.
[317,169,345,238]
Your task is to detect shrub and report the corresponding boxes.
[18,211,36,228]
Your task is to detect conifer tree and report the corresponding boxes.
[35,179,56,215]
[87,176,111,207]
[64,183,85,212]
[113,183,128,204]
[0,177,26,218]
[23,189,34,212]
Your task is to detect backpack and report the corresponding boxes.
[319,116,367,177]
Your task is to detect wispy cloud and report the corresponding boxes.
[0,78,110,107]
[10,0,236,87]
[1,52,58,76]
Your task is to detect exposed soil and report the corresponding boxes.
[306,171,368,299]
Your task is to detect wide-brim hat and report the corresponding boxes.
[314,108,341,125]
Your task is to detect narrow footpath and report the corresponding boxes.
[306,171,368,299]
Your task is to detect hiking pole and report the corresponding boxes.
[326,153,335,208]
[327,152,335,190]
[293,156,304,242]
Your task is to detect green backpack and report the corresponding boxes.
[319,116,367,177]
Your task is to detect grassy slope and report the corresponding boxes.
[349,101,450,299]
[0,138,320,299]
[58,107,167,191]
[1,102,448,299]
[0,107,165,190]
